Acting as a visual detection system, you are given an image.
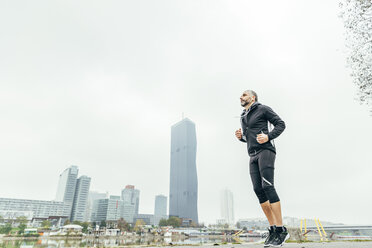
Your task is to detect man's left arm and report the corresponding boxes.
[264,106,286,140]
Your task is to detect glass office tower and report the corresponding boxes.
[169,118,198,224]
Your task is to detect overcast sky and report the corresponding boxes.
[1,0,371,226]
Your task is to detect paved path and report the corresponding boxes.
[160,242,372,248]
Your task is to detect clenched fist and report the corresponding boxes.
[256,133,269,144]
[235,128,243,140]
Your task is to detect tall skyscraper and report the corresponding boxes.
[55,166,92,221]
[71,176,91,222]
[154,195,168,225]
[55,166,79,218]
[121,185,140,223]
[55,166,79,204]
[169,118,198,224]
[220,188,235,225]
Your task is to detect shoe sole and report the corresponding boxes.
[269,233,290,247]
[264,238,272,247]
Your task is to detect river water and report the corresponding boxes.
[0,236,263,248]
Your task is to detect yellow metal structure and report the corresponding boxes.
[300,218,328,241]
[314,218,323,241]
[317,219,328,241]
[303,219,308,240]
[233,230,244,237]
[232,230,243,244]
[300,218,308,240]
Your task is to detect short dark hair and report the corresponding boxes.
[245,90,258,101]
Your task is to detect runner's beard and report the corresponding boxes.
[241,99,250,107]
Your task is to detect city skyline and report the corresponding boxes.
[0,163,353,226]
[0,165,168,226]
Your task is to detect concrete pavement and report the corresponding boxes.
[162,242,372,248]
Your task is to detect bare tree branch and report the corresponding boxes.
[340,0,372,113]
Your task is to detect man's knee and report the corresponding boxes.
[253,187,268,203]
[262,184,280,203]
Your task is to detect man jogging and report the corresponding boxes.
[235,90,289,247]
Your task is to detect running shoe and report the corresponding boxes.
[263,227,276,247]
[270,227,290,247]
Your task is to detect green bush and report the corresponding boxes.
[24,233,40,238]
[0,224,12,234]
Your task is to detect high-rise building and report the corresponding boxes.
[154,195,168,225]
[121,185,140,223]
[85,191,108,222]
[169,118,198,224]
[220,188,235,225]
[55,166,79,205]
[55,166,92,221]
[154,195,167,216]
[92,195,123,222]
[71,176,91,222]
